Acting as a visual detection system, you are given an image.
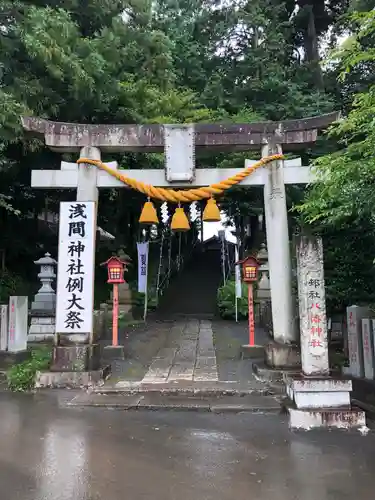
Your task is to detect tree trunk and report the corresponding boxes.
[300,2,324,90]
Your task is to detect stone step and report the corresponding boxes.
[252,361,297,394]
[92,380,274,396]
[66,392,283,413]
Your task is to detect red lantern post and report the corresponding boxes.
[238,256,260,347]
[101,257,127,347]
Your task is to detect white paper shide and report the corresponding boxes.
[56,202,96,334]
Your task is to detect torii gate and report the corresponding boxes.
[22,113,338,370]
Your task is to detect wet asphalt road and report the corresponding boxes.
[0,392,375,500]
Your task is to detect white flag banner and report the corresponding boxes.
[137,242,149,293]
[235,245,242,298]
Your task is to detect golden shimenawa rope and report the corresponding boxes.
[76,154,283,203]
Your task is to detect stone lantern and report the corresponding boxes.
[256,243,268,264]
[28,252,57,343]
[256,244,270,300]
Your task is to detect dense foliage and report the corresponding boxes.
[1,0,375,311]
[7,346,52,391]
[298,7,375,309]
[217,279,250,320]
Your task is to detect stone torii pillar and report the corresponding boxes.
[22,113,338,372]
[261,142,297,367]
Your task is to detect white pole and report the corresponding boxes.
[143,286,148,322]
[219,231,226,284]
[262,143,296,343]
[156,230,165,301]
[168,230,172,279]
[235,245,241,323]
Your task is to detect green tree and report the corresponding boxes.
[297,8,375,310]
[299,10,375,225]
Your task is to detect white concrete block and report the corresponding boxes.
[285,376,352,410]
[288,407,366,430]
[289,377,352,392]
[294,391,350,409]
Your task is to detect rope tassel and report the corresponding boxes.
[171,206,190,232]
[203,198,221,222]
[139,199,159,225]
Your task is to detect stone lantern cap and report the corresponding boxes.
[34,252,57,266]
[256,243,268,263]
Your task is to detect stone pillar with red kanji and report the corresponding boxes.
[283,235,366,429]
[296,235,329,376]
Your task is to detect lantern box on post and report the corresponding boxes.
[240,256,260,283]
[237,256,263,359]
[103,256,127,284]
[101,256,128,361]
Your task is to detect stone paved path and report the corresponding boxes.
[100,317,270,393]
[142,319,217,384]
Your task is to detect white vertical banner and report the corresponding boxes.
[55,202,96,334]
[235,245,242,299]
[137,242,149,294]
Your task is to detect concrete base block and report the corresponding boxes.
[265,341,301,369]
[28,334,55,343]
[285,375,352,409]
[35,365,111,389]
[103,345,126,361]
[240,344,264,359]
[253,362,300,386]
[288,406,366,430]
[51,344,100,372]
[28,316,55,343]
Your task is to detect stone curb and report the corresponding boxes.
[93,379,275,396]
[92,388,273,396]
[66,393,283,413]
[67,403,282,413]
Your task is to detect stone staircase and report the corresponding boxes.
[156,247,222,319]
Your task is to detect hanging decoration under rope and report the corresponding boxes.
[171,205,190,232]
[139,198,159,225]
[76,154,283,231]
[202,198,221,222]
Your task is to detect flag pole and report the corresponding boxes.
[143,280,148,321]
